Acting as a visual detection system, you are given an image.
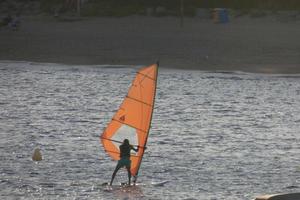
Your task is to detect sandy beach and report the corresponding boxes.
[0,15,299,73]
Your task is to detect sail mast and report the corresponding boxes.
[134,62,159,181]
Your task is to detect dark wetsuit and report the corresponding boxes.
[120,144,131,158]
[117,144,133,168]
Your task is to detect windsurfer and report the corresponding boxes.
[110,139,139,185]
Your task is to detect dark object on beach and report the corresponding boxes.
[10,14,21,30]
[0,14,12,27]
[0,14,20,30]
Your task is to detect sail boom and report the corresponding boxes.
[105,150,143,158]
[101,136,147,148]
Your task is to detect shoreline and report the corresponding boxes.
[2,60,300,77]
[0,16,299,74]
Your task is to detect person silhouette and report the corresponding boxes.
[110,139,139,185]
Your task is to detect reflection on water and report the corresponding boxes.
[103,185,144,199]
[0,61,299,199]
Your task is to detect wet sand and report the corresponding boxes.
[0,16,299,73]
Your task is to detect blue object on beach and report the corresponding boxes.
[213,8,229,23]
[219,9,229,23]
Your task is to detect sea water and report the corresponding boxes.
[0,61,299,200]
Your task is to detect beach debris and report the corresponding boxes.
[32,148,42,161]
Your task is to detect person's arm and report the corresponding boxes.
[131,145,139,152]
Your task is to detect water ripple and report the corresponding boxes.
[1,62,300,199]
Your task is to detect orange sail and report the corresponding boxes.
[100,63,158,177]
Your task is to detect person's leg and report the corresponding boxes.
[132,175,137,185]
[110,164,122,185]
[126,166,131,185]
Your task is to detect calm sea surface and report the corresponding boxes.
[0,61,299,200]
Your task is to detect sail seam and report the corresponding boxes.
[137,72,156,81]
[126,95,153,107]
[112,118,147,133]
